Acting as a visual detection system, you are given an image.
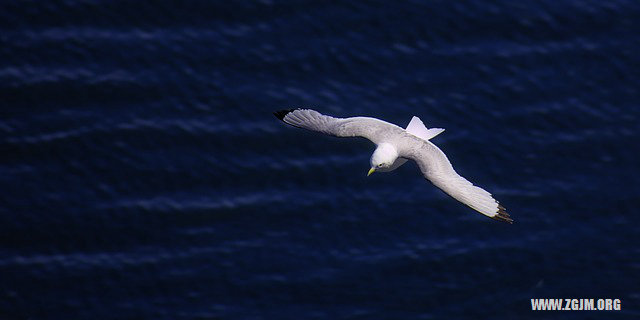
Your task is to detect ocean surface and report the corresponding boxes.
[1,1,639,319]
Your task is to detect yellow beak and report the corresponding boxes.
[367,167,376,176]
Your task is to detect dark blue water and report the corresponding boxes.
[1,1,639,319]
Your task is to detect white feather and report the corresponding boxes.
[405,116,444,141]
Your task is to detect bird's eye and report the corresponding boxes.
[378,163,383,167]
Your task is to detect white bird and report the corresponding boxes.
[274,108,513,224]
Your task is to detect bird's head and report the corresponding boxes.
[368,143,398,176]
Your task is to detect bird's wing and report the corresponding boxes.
[274,109,401,145]
[400,137,513,223]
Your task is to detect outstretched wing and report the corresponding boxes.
[400,138,513,223]
[274,109,401,145]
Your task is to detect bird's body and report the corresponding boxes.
[273,109,513,224]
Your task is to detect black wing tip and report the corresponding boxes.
[273,109,295,121]
[491,204,514,224]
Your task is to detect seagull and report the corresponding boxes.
[273,108,513,224]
